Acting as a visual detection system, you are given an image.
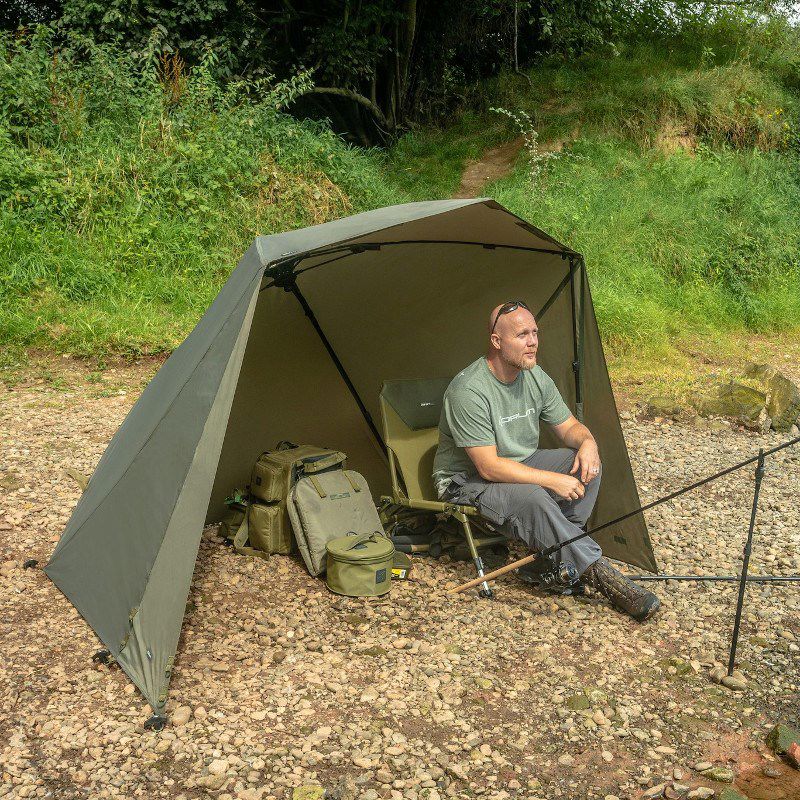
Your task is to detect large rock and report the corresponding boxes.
[692,382,767,430]
[743,363,778,383]
[565,693,590,711]
[767,373,800,431]
[702,767,735,783]
[766,723,800,755]
[743,363,800,431]
[292,787,325,800]
[647,396,683,418]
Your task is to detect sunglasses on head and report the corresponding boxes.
[490,300,531,334]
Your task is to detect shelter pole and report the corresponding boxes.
[727,448,765,676]
[576,258,586,421]
[535,257,579,322]
[286,281,387,454]
[568,256,584,422]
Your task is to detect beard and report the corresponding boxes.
[501,351,537,371]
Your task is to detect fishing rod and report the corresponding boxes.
[449,435,800,595]
[630,575,800,583]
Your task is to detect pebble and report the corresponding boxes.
[171,706,191,726]
[208,759,229,776]
[3,367,799,800]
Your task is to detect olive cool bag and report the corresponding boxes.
[288,468,383,576]
[326,531,395,597]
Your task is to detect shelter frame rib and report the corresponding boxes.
[534,256,579,323]
[283,281,387,456]
[261,239,577,289]
[569,257,585,422]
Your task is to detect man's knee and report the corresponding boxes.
[504,484,557,521]
[479,482,552,524]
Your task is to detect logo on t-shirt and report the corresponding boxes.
[499,407,538,425]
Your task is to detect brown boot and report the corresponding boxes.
[584,557,660,622]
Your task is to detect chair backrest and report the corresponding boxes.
[379,378,452,503]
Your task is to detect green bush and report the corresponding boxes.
[0,27,403,356]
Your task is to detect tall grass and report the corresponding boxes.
[3,24,800,363]
[384,33,800,357]
[493,139,800,355]
[0,28,405,357]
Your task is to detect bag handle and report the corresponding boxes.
[300,451,347,474]
[343,531,389,551]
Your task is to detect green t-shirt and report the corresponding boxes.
[432,357,572,497]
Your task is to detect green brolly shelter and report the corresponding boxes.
[45,198,657,725]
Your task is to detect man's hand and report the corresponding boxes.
[570,439,601,484]
[547,473,586,501]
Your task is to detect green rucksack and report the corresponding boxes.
[221,443,348,558]
[288,467,381,576]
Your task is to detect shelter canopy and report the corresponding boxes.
[46,198,656,719]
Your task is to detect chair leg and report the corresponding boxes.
[459,516,494,599]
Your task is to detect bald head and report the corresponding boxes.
[488,302,536,336]
[487,301,539,372]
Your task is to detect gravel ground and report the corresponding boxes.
[1,357,799,800]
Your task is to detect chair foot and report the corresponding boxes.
[473,557,494,598]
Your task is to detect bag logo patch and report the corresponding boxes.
[330,492,351,500]
[375,568,387,583]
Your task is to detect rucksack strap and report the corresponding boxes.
[232,509,270,560]
[307,475,327,499]
[344,472,361,492]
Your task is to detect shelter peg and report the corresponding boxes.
[144,715,166,732]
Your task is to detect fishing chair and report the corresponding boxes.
[378,378,509,598]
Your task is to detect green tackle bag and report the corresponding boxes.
[251,442,347,503]
[220,490,293,559]
[325,531,396,597]
[225,442,347,558]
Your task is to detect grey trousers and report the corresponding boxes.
[442,448,603,576]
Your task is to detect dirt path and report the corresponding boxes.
[453,136,526,198]
[453,129,576,199]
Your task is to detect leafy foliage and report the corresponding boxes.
[0,27,401,355]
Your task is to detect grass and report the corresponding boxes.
[384,36,800,370]
[2,24,800,397]
[0,29,406,358]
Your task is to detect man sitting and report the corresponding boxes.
[432,301,660,622]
